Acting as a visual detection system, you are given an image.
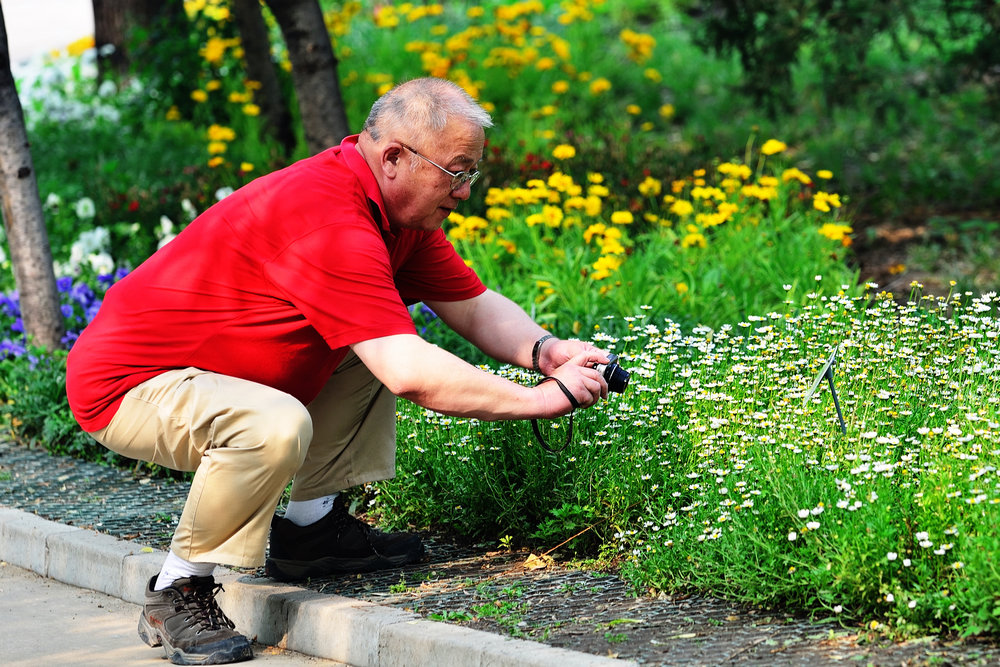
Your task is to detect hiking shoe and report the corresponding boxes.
[137,575,253,665]
[265,496,425,581]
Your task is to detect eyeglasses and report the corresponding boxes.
[400,143,481,191]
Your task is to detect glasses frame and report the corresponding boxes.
[400,143,481,191]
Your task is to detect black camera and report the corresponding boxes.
[593,353,630,393]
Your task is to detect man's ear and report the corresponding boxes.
[381,143,404,179]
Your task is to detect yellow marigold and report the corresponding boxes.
[228,91,250,103]
[718,162,752,180]
[536,57,557,71]
[551,80,570,94]
[201,37,229,65]
[497,239,517,254]
[670,200,694,217]
[240,162,254,172]
[191,89,208,103]
[742,184,777,201]
[589,77,612,96]
[813,191,843,212]
[584,196,602,217]
[541,205,564,228]
[644,68,662,83]
[818,223,853,241]
[587,172,604,184]
[242,103,260,117]
[610,210,634,225]
[691,186,725,201]
[659,103,675,119]
[817,169,834,179]
[588,184,610,198]
[675,281,689,294]
[487,207,511,221]
[207,141,228,155]
[467,6,485,18]
[552,144,576,160]
[67,35,95,57]
[583,223,607,244]
[782,167,812,185]
[681,232,707,248]
[638,177,662,197]
[761,139,787,155]
[600,236,626,255]
[759,176,779,187]
[591,254,623,280]
[626,104,641,115]
[165,106,182,121]
[207,156,225,168]
[207,124,236,142]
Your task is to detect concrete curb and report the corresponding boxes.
[0,507,633,666]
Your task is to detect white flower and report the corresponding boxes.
[788,531,798,541]
[806,521,820,530]
[915,531,929,541]
[887,552,898,561]
[181,198,199,221]
[903,558,912,567]
[74,197,96,220]
[886,593,894,603]
[833,605,843,613]
[798,509,810,519]
[908,600,917,609]
[215,187,235,201]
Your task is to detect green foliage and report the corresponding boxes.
[0,350,109,462]
[678,0,1000,114]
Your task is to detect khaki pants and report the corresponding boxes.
[88,352,396,567]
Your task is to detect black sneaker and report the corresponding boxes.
[265,496,425,581]
[137,575,253,665]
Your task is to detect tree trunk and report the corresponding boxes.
[0,10,65,351]
[92,0,187,78]
[264,0,350,154]
[232,0,296,156]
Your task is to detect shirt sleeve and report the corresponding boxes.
[393,229,487,304]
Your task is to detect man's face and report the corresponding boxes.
[384,121,485,232]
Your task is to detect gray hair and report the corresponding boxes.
[363,77,493,143]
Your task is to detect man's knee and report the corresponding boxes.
[222,398,313,474]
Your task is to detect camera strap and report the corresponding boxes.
[530,376,578,453]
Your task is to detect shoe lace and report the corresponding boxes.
[329,502,386,555]
[176,579,236,633]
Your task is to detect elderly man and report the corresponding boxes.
[67,77,609,664]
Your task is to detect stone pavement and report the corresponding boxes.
[0,562,346,666]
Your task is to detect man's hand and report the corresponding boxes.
[535,336,609,378]
[534,347,609,417]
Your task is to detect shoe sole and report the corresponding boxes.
[265,548,424,582]
[138,613,254,665]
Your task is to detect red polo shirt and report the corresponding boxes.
[66,135,486,432]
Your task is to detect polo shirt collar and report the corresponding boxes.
[339,134,391,234]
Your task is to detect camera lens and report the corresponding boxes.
[594,354,630,394]
[604,363,630,393]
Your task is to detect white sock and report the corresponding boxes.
[155,551,217,590]
[283,493,339,527]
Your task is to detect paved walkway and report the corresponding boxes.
[0,562,344,666]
